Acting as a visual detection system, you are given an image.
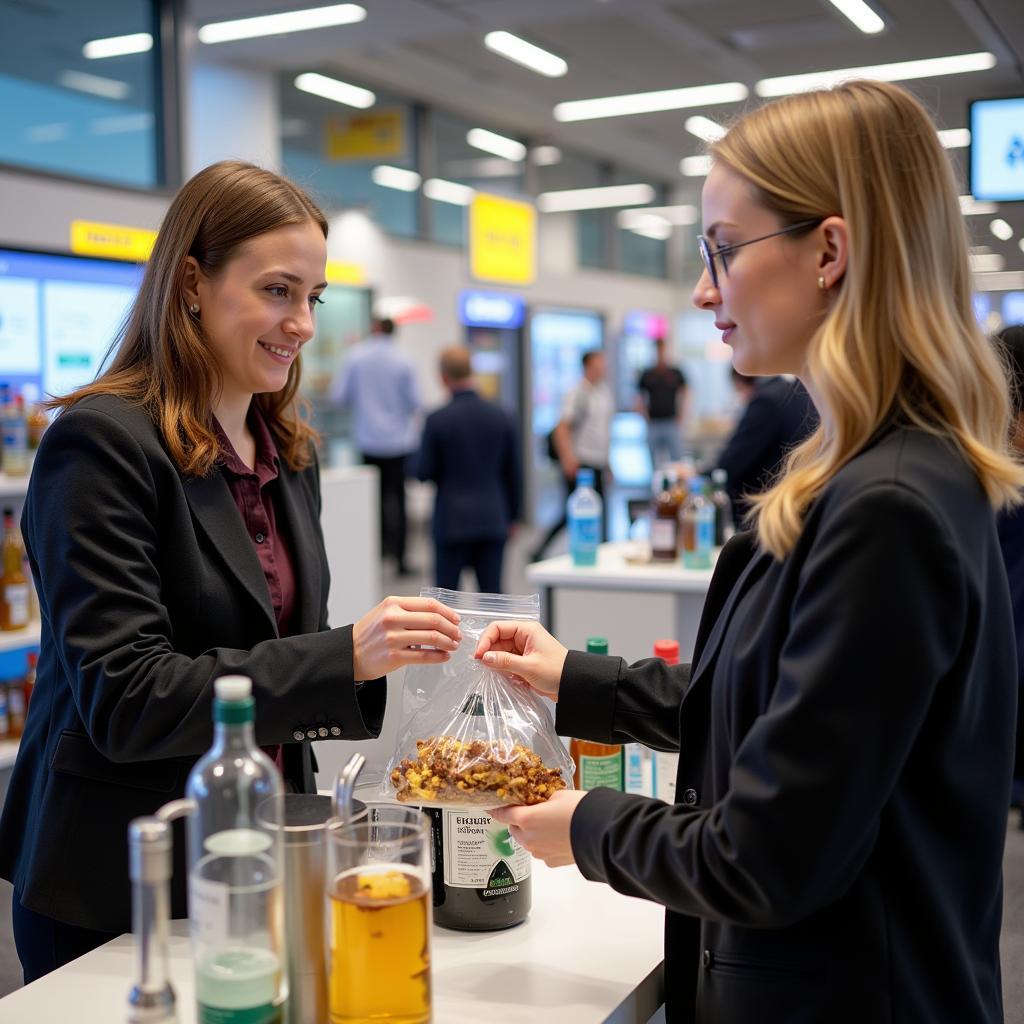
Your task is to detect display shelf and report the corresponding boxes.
[0,473,29,497]
[0,621,40,653]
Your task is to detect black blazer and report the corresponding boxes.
[557,424,1015,1023]
[0,395,386,934]
[414,388,522,544]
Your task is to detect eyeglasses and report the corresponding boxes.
[697,219,823,290]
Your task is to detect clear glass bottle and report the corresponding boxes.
[680,478,714,569]
[185,676,286,1024]
[709,468,735,547]
[650,471,682,562]
[567,468,602,567]
[2,395,29,477]
[0,508,29,631]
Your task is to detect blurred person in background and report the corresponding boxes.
[415,346,521,594]
[995,322,1024,829]
[330,315,421,575]
[635,335,688,472]
[476,81,1022,1023]
[531,349,614,561]
[710,368,817,519]
[0,161,462,983]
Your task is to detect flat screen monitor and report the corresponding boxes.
[0,247,143,399]
[969,96,1024,202]
[529,307,603,437]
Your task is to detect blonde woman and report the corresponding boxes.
[477,81,1023,1023]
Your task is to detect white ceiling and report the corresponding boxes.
[184,0,1023,271]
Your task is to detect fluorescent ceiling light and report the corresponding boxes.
[57,69,130,100]
[538,184,656,213]
[970,253,1005,273]
[973,271,1024,291]
[484,30,567,78]
[617,211,673,240]
[83,32,153,59]
[938,128,971,148]
[827,0,885,34]
[1020,239,1024,254]
[424,178,474,205]
[960,195,997,216]
[681,155,713,177]
[466,128,526,161]
[90,113,154,135]
[199,3,365,43]
[685,116,726,143]
[294,72,374,109]
[990,218,1014,241]
[555,82,748,122]
[755,51,996,97]
[371,165,421,191]
[531,145,562,166]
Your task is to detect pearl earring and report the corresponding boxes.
[189,303,200,314]
[817,276,826,290]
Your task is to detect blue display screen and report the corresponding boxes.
[0,247,143,398]
[530,308,603,436]
[970,96,1024,202]
[459,289,526,330]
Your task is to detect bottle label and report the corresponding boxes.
[441,810,531,891]
[198,1002,282,1024]
[625,745,653,797]
[650,518,676,554]
[569,514,600,563]
[579,751,624,791]
[654,752,679,803]
[696,514,714,553]
[189,874,230,947]
[3,584,28,627]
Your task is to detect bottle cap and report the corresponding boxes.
[576,468,595,488]
[214,675,255,724]
[711,468,727,484]
[653,639,679,664]
[215,675,252,701]
[586,637,609,655]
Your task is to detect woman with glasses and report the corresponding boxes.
[476,80,1023,1023]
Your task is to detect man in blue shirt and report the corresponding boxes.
[331,317,422,575]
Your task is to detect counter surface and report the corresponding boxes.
[0,862,665,1024]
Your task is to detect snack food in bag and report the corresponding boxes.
[383,589,574,808]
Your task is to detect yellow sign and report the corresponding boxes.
[469,193,536,286]
[70,219,156,262]
[326,110,405,161]
[325,260,367,286]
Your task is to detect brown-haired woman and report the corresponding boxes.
[0,160,461,981]
[476,81,1023,1023]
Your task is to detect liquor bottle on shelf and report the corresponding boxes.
[569,638,624,791]
[709,469,735,546]
[185,676,287,1024]
[0,683,8,740]
[0,509,30,632]
[650,471,682,562]
[567,468,602,567]
[680,478,714,569]
[651,640,681,804]
[2,395,29,478]
[7,668,25,739]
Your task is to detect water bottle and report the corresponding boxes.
[568,468,602,567]
[185,676,287,1024]
[710,469,735,546]
[680,477,714,569]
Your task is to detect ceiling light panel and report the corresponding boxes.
[294,73,374,109]
[827,0,885,34]
[938,128,971,149]
[424,178,475,205]
[538,184,656,213]
[484,31,567,77]
[199,3,365,44]
[372,165,421,191]
[990,218,1014,241]
[58,70,130,100]
[755,51,996,97]
[83,32,153,59]
[685,116,726,143]
[466,128,526,162]
[555,82,748,122]
[681,155,713,177]
[531,146,562,166]
[960,195,998,216]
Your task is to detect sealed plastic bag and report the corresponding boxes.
[383,588,574,808]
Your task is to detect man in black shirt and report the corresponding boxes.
[636,337,687,473]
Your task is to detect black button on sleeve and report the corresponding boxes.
[305,728,318,741]
[317,726,329,739]
[292,730,305,742]
[330,725,342,737]
[702,950,713,968]
[683,788,698,806]
[254,532,266,544]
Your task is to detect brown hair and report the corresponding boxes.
[50,160,328,476]
[439,346,472,382]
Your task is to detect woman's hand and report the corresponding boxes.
[474,620,568,700]
[490,790,588,867]
[352,596,461,680]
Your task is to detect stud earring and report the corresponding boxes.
[817,276,826,290]
[189,303,200,315]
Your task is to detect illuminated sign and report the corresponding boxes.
[70,220,155,262]
[469,193,536,286]
[326,109,405,161]
[459,289,525,330]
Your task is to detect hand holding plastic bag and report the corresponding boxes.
[383,589,574,808]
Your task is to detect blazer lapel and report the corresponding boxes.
[182,471,278,633]
[274,464,322,634]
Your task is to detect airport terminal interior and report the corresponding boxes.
[0,0,1023,1021]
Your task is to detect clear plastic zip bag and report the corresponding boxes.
[383,588,574,808]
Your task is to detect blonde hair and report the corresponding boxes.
[51,161,326,476]
[710,80,1024,559]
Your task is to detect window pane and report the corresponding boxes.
[280,75,419,238]
[0,0,160,187]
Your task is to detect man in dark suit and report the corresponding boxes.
[415,347,521,593]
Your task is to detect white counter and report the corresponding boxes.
[0,862,664,1024]
[526,542,715,662]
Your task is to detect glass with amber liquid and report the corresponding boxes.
[326,804,432,1024]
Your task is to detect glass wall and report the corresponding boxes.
[0,0,161,187]
[280,75,420,238]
